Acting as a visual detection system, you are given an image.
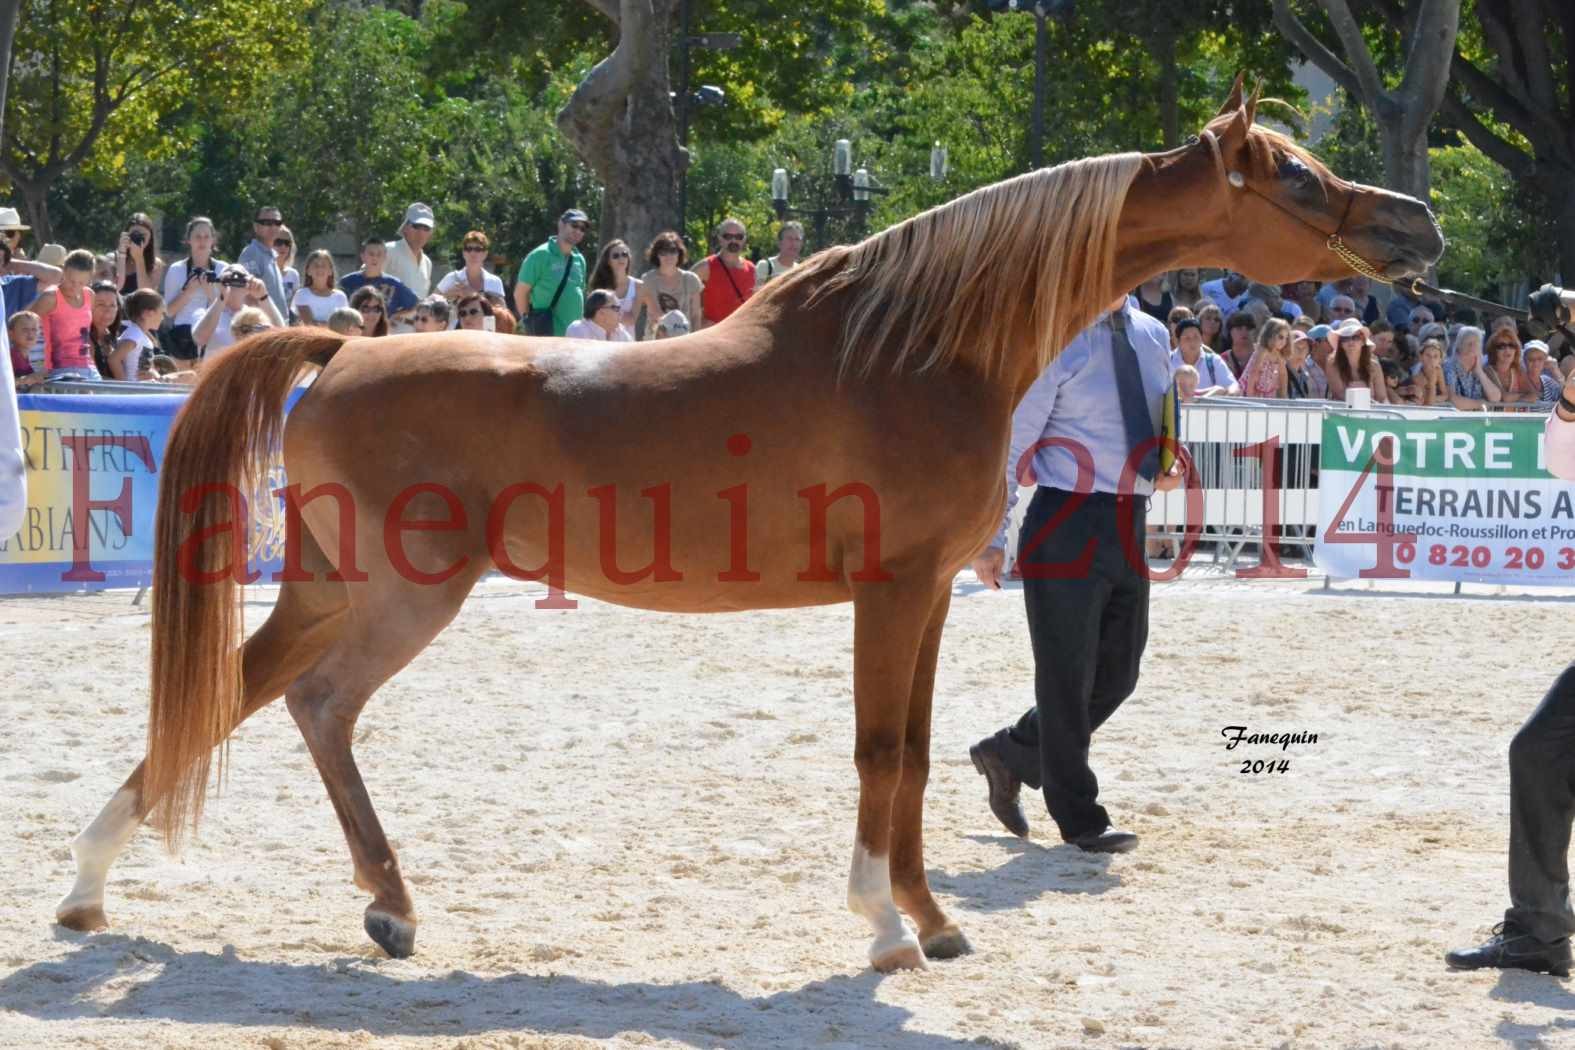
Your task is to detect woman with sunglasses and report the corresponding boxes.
[635,231,701,341]
[115,212,165,295]
[1322,319,1390,403]
[454,293,494,332]
[588,239,641,330]
[436,230,506,312]
[1486,330,1539,404]
[350,286,390,337]
[273,226,300,315]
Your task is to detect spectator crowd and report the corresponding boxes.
[1,196,1559,413]
[1145,269,1566,410]
[5,200,806,387]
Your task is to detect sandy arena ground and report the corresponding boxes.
[4,570,1575,1049]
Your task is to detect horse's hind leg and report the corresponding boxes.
[56,561,349,932]
[889,587,971,960]
[284,569,480,959]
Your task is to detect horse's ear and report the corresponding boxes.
[1245,79,1262,126]
[1214,72,1245,118]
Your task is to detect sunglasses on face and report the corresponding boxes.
[463,245,486,253]
[255,217,283,226]
[359,304,384,314]
[459,307,484,318]
[274,239,292,249]
[610,251,629,259]
[568,223,589,233]
[721,234,745,244]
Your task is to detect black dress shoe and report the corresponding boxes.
[969,739,1028,838]
[1069,826,1138,853]
[1446,922,1572,976]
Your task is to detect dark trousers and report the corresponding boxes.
[993,487,1149,841]
[1507,662,1575,943]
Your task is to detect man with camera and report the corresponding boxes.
[191,265,284,362]
[1447,287,1575,977]
[238,206,289,318]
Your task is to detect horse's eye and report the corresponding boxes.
[1278,157,1313,184]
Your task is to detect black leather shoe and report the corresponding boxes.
[969,739,1028,838]
[1069,826,1138,853]
[1446,922,1572,976]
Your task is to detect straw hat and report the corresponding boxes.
[0,207,30,231]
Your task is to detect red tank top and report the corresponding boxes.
[43,285,95,371]
[701,255,754,323]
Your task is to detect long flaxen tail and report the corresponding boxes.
[144,328,347,851]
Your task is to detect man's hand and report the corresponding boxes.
[972,546,1006,590]
[1154,464,1184,492]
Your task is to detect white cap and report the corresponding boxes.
[657,309,690,334]
[402,202,434,228]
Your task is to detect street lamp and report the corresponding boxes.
[770,141,948,248]
[675,0,741,236]
[986,0,1075,171]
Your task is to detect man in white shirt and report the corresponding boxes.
[1200,271,1252,315]
[384,203,434,299]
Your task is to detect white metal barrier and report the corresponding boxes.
[1002,397,1553,574]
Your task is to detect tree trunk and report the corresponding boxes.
[1377,111,1432,204]
[16,178,52,247]
[560,0,682,260]
[1152,31,1181,149]
[1540,169,1575,286]
[0,0,20,145]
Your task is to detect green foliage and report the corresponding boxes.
[4,0,307,187]
[1429,143,1555,294]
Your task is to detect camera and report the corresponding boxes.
[128,230,146,247]
[220,273,249,289]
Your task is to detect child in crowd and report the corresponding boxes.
[112,288,165,381]
[1173,363,1200,402]
[326,307,364,336]
[7,310,42,388]
[1412,337,1448,406]
[339,238,419,324]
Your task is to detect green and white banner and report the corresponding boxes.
[1315,413,1575,584]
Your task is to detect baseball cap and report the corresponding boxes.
[402,202,434,228]
[657,309,690,335]
[1308,324,1330,343]
[560,208,590,226]
[1524,339,1551,355]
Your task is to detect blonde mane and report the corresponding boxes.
[778,152,1144,381]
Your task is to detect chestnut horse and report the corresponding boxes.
[57,81,1442,971]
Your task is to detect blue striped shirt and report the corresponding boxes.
[990,303,1172,549]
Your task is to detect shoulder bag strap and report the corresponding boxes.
[545,243,575,312]
[717,256,746,302]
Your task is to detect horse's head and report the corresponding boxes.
[1141,76,1444,286]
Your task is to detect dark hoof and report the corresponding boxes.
[56,904,108,933]
[922,927,973,960]
[364,908,417,958]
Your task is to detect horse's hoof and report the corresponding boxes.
[922,926,973,960]
[55,903,108,933]
[364,908,417,958]
[871,937,928,973]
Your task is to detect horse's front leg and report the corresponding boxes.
[890,586,972,959]
[846,577,934,972]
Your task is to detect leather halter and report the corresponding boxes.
[1199,128,1387,283]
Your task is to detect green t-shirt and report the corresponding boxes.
[518,239,587,337]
